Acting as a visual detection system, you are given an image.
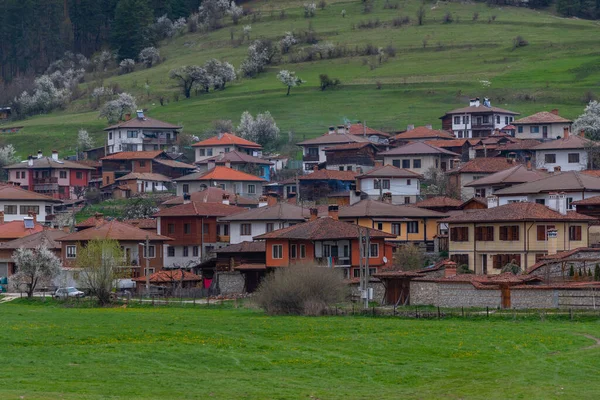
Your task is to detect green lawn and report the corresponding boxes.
[2,0,600,157]
[0,300,599,399]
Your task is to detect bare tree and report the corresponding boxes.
[392,244,425,271]
[416,4,426,26]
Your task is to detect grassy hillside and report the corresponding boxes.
[2,0,600,157]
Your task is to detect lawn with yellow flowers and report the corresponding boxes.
[0,300,599,399]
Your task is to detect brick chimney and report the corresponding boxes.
[580,129,586,138]
[382,192,392,204]
[563,126,569,139]
[313,165,319,172]
[258,196,268,208]
[125,113,131,121]
[444,261,457,277]
[374,161,383,167]
[551,109,559,115]
[27,211,37,222]
[222,194,230,205]
[328,205,339,220]
[526,158,532,171]
[309,208,319,221]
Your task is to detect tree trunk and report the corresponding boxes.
[286,86,291,96]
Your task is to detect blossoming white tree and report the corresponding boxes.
[277,70,304,96]
[573,101,600,140]
[99,92,137,122]
[10,244,62,298]
[138,47,160,68]
[77,129,94,151]
[237,111,280,148]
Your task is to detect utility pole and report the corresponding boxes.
[364,228,370,310]
[145,235,150,294]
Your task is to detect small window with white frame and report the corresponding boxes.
[143,245,156,258]
[247,184,256,194]
[272,244,283,259]
[369,243,379,258]
[66,245,77,259]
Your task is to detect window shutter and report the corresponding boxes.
[513,226,519,241]
[537,225,545,241]
[488,226,494,241]
[500,227,507,241]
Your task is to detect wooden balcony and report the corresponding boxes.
[217,235,230,243]
[302,154,320,162]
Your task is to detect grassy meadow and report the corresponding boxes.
[2,0,600,157]
[0,300,599,399]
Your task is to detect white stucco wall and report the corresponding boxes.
[535,149,588,172]
[359,177,420,197]
[515,123,569,140]
[229,220,294,244]
[0,200,56,223]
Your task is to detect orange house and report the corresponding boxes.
[254,216,395,280]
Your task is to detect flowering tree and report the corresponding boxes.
[10,244,62,298]
[237,111,280,148]
[99,93,137,123]
[280,32,297,54]
[573,101,600,140]
[139,47,160,68]
[243,25,252,41]
[93,50,115,72]
[77,129,94,151]
[240,39,278,77]
[170,66,210,98]
[0,144,19,168]
[199,0,235,29]
[228,1,244,24]
[304,2,317,17]
[77,239,125,305]
[119,59,135,74]
[277,70,304,96]
[204,59,236,90]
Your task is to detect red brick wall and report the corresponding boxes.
[160,216,218,245]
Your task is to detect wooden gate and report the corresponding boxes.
[501,286,511,309]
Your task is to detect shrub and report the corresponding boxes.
[595,264,600,281]
[376,81,382,90]
[304,2,316,18]
[357,19,381,29]
[393,244,425,270]
[253,264,348,315]
[416,5,426,26]
[443,11,453,23]
[383,0,399,9]
[512,35,529,49]
[319,74,341,91]
[569,264,575,276]
[473,12,479,21]
[457,264,473,274]
[318,0,327,10]
[363,0,374,14]
[501,261,521,275]
[384,44,397,57]
[392,15,410,27]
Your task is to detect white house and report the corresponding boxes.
[219,202,313,244]
[105,110,181,154]
[379,142,460,174]
[532,131,593,172]
[463,163,548,198]
[192,133,262,163]
[174,166,266,198]
[441,98,519,138]
[512,110,572,141]
[0,184,62,224]
[356,165,422,204]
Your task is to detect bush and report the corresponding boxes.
[319,74,341,91]
[512,35,529,49]
[357,19,381,29]
[443,12,453,23]
[473,12,479,21]
[318,0,327,10]
[253,264,348,315]
[392,16,410,27]
[457,264,473,274]
[501,261,521,275]
[383,0,399,9]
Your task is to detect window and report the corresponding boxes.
[184,223,191,234]
[392,223,401,235]
[454,116,461,125]
[457,131,463,139]
[66,245,77,259]
[406,179,411,186]
[290,244,297,259]
[472,175,484,181]
[499,226,520,241]
[402,160,410,169]
[241,224,252,235]
[168,224,175,234]
[167,246,175,257]
[535,199,545,205]
[347,166,352,171]
[199,149,206,156]
[410,159,422,169]
[450,227,469,242]
[407,221,419,233]
[569,226,582,241]
[339,166,344,171]
[300,244,306,258]
[109,132,113,140]
[247,184,256,194]
[369,244,379,258]
[143,245,156,258]
[568,153,580,163]
[182,184,189,194]
[404,197,411,204]
[343,245,349,258]
[450,254,469,268]
[193,246,199,257]
[544,154,556,164]
[127,130,138,138]
[382,179,390,189]
[76,172,83,179]
[59,171,67,179]
[374,179,381,189]
[183,246,189,257]
[377,223,383,230]
[475,226,494,241]
[505,117,509,125]
[475,188,486,198]
[536,225,555,241]
[224,147,230,153]
[272,244,283,259]
[392,160,400,168]
[4,205,17,215]
[219,184,226,190]
[567,197,574,210]
[530,126,540,134]
[483,116,489,124]
[139,160,146,167]
[323,244,331,257]
[518,126,523,134]
[206,149,213,156]
[496,116,500,124]
[266,223,274,232]
[308,147,318,157]
[493,254,521,269]
[20,205,39,215]
[203,224,209,234]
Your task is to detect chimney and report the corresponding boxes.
[553,166,561,173]
[547,228,558,255]
[551,109,559,115]
[526,159,532,171]
[494,128,500,136]
[579,129,585,138]
[37,150,43,159]
[451,158,461,169]
[444,261,457,277]
[207,160,216,170]
[0,211,4,224]
[407,124,415,131]
[487,195,498,209]
[125,113,131,121]
[183,193,191,204]
[27,211,37,222]
[313,165,319,172]
[374,161,383,167]
[309,208,319,221]
[224,160,231,169]
[469,98,480,107]
[218,132,223,140]
[425,124,432,130]
[337,125,346,134]
[28,155,33,167]
[328,205,339,220]
[563,126,569,139]
[51,150,58,161]
[356,167,363,175]
[136,110,144,120]
[258,196,268,208]
[267,194,278,206]
[328,126,335,135]
[548,193,567,215]
[468,147,476,160]
[382,192,392,204]
[222,194,230,205]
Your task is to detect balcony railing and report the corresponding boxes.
[217,235,230,243]
[303,154,319,162]
[33,177,58,184]
[471,123,494,129]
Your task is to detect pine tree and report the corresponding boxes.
[594,264,600,281]
[569,264,575,276]
[112,0,154,60]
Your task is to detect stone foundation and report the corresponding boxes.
[217,271,245,295]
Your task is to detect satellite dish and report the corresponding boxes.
[383,256,388,264]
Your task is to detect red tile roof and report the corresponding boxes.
[572,196,600,206]
[75,214,108,229]
[254,217,396,240]
[0,229,67,250]
[324,142,378,151]
[339,199,447,219]
[219,202,310,221]
[394,126,455,140]
[116,172,171,182]
[104,116,181,131]
[174,166,266,182]
[444,105,519,115]
[298,169,356,181]
[234,263,267,270]
[463,164,549,187]
[494,171,600,195]
[296,133,370,146]
[133,269,202,283]
[425,139,479,148]
[0,183,63,203]
[192,133,262,148]
[5,157,95,170]
[513,111,572,125]
[153,201,246,217]
[152,159,197,170]
[581,170,600,178]
[443,202,595,223]
[101,150,164,160]
[59,220,172,242]
[161,187,257,206]
[123,219,157,230]
[449,158,517,174]
[415,196,463,208]
[0,221,44,240]
[346,123,391,137]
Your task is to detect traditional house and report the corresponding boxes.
[440,97,519,138]
[463,163,549,198]
[5,151,94,200]
[161,187,258,208]
[0,184,62,224]
[264,177,298,200]
[219,202,316,244]
[113,173,172,197]
[297,129,370,173]
[379,142,459,173]
[195,150,273,181]
[424,139,481,162]
[392,125,455,144]
[343,123,391,144]
[355,165,422,204]
[512,110,572,141]
[532,131,594,172]
[492,139,541,162]
[298,169,356,201]
[444,202,594,274]
[192,133,262,163]
[492,170,600,207]
[254,213,396,280]
[154,201,245,268]
[338,199,447,251]
[174,166,266,198]
[105,111,181,154]
[58,220,173,277]
[324,142,380,172]
[447,158,517,199]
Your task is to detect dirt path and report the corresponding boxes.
[579,334,600,350]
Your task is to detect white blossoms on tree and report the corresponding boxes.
[243,24,252,40]
[573,101,600,140]
[10,244,62,298]
[227,1,244,24]
[237,111,280,149]
[0,144,18,168]
[204,58,236,90]
[240,39,276,77]
[170,65,210,98]
[77,129,94,151]
[277,70,304,96]
[304,2,316,17]
[99,92,137,123]
[138,47,160,68]
[119,58,135,74]
[280,32,297,54]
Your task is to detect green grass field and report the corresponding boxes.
[2,0,600,157]
[1,300,599,399]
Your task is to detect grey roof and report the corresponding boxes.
[379,142,460,157]
[214,241,265,253]
[357,165,423,179]
[532,134,594,151]
[338,199,448,219]
[0,229,67,250]
[296,133,370,146]
[5,157,95,170]
[464,164,549,187]
[494,171,600,195]
[219,202,310,222]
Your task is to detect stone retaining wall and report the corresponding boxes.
[217,271,245,295]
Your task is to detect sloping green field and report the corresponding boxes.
[2,0,600,157]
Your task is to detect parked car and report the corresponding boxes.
[54,287,85,299]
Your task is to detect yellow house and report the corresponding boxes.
[444,202,595,274]
[338,199,447,251]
